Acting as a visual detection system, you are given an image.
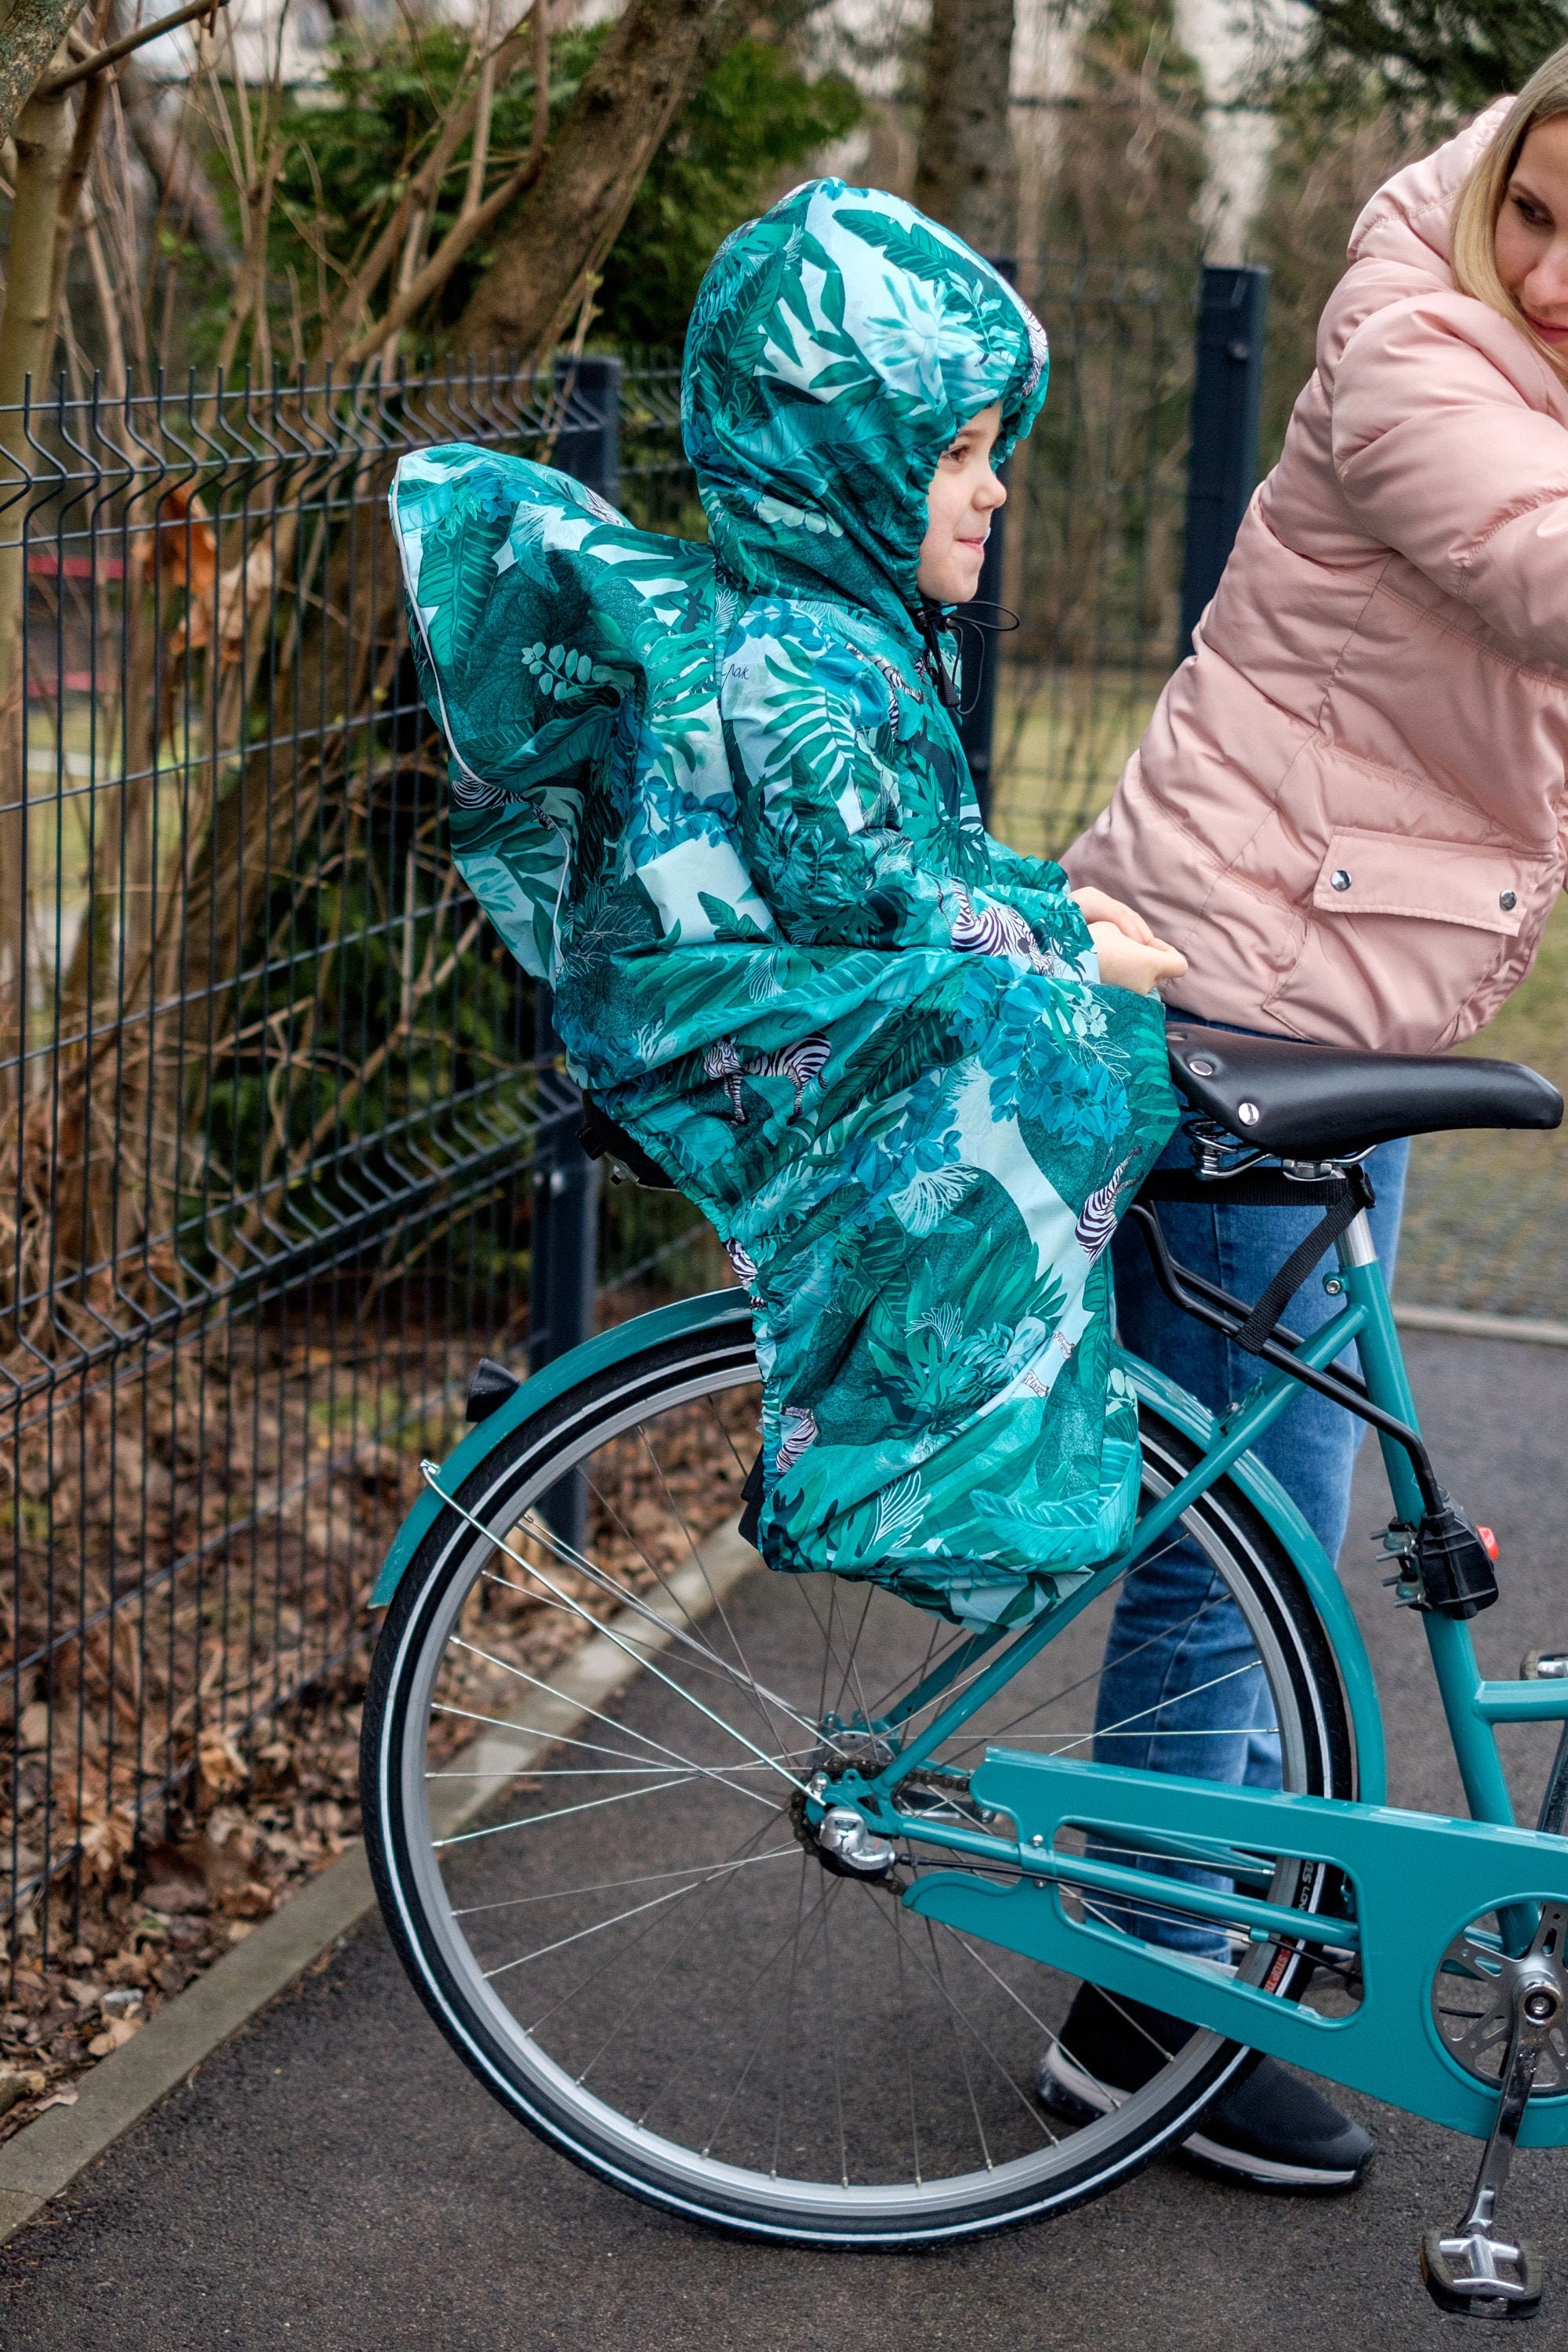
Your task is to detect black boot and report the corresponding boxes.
[1039,1983,1375,2193]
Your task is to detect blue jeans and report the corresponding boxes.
[1094,1014,1409,1958]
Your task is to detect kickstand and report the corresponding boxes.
[1421,1903,1568,2321]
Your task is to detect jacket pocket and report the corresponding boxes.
[1262,829,1545,1052]
[1308,826,1527,936]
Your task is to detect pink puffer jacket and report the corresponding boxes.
[1065,100,1568,1055]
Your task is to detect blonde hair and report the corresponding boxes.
[1452,45,1568,368]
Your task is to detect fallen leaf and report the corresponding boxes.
[135,481,217,597]
[72,1798,136,1886]
[197,1726,247,1804]
[141,1842,210,1916]
[86,2016,140,2057]
[37,2086,78,2111]
[184,542,277,667]
[221,1881,274,1922]
[17,1702,49,1751]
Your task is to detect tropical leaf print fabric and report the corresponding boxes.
[391,178,1178,1632]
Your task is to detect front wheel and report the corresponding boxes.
[361,1305,1355,2244]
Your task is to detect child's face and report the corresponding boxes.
[916,404,1006,604]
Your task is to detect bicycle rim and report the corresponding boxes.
[362,1313,1354,2243]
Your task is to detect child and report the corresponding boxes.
[393,180,1183,1633]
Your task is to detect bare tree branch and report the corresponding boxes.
[37,0,228,97]
[320,3,539,355]
[117,52,237,274]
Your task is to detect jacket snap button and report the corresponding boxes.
[1500,889,1518,912]
[1330,869,1352,891]
[1237,1101,1261,1126]
[1187,1058,1214,1077]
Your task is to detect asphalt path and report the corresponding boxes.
[2,1331,1566,2352]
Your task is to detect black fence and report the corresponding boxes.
[0,264,1265,1960]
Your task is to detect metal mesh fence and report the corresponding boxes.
[0,358,718,1962]
[2,292,1563,1972]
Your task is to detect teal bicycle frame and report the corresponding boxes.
[378,1223,1568,2151]
[850,1221,1568,2149]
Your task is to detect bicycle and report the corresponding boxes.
[361,1020,1566,2319]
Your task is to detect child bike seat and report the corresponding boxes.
[1167,1025,1563,1160]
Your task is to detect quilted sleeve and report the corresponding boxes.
[1330,292,1568,671]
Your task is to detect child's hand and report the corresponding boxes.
[1087,922,1189,996]
[1073,887,1156,945]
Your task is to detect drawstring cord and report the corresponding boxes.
[916,598,1021,719]
[916,601,962,712]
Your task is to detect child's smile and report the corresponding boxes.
[916,402,1007,605]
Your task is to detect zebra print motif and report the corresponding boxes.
[939,885,1054,974]
[703,1037,746,1122]
[775,1406,818,1474]
[743,1033,830,1114]
[1075,1157,1133,1265]
[724,1236,760,1294]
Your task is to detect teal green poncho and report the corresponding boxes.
[391,180,1178,1630]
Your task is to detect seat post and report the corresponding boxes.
[1335,1207,1378,1269]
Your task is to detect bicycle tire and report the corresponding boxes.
[361,1307,1356,2245]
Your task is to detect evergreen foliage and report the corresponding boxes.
[1295,2,1568,111]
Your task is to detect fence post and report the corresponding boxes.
[1178,263,1269,659]
[958,508,1006,825]
[956,259,1015,825]
[527,354,622,1541]
[555,350,623,510]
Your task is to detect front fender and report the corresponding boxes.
[366,1313,1385,1807]
[369,1289,753,1607]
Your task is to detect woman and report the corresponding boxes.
[1053,56,1568,2190]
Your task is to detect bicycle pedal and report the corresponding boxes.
[1421,2224,1541,2321]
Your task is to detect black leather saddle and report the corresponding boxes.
[1167,1024,1563,1160]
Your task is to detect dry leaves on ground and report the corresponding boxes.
[0,1314,756,2144]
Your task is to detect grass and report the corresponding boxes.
[1398,897,1568,1320]
[990,664,1161,863]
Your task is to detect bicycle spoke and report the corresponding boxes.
[372,1362,1341,2228]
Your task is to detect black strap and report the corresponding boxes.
[1139,1167,1357,1210]
[1232,1172,1373,1355]
[1136,1161,1376,1357]
[577,1094,679,1191]
[915,603,961,710]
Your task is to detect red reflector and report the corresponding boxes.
[1477,1524,1500,1562]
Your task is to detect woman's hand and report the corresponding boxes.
[1072,886,1156,946]
[1087,921,1189,996]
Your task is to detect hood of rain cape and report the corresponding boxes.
[684,180,1049,637]
[390,180,1177,1635]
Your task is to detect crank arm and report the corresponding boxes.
[1421,1903,1568,2321]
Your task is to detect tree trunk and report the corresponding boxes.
[449,0,744,361]
[0,69,75,1094]
[914,0,1019,261]
[0,0,84,152]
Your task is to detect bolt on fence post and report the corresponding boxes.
[526,354,621,1545]
[1178,263,1269,662]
